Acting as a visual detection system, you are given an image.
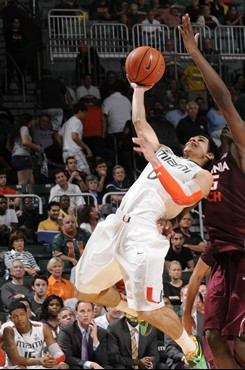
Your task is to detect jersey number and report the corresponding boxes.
[24,351,36,358]
[210,174,220,191]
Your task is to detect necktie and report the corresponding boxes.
[81,330,88,362]
[131,328,138,368]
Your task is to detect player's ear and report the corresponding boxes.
[205,152,214,161]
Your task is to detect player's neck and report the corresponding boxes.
[18,322,32,335]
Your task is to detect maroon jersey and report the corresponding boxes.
[205,150,245,254]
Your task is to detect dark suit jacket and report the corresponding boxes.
[57,320,108,369]
[107,317,159,369]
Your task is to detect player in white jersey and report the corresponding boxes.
[3,301,67,369]
[75,82,216,368]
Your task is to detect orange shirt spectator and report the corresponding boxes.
[82,104,104,137]
[46,257,75,301]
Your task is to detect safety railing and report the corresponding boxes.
[48,9,86,62]
[5,194,43,215]
[3,52,26,106]
[132,24,170,52]
[90,23,130,58]
[214,26,245,59]
[50,193,98,210]
[102,192,127,211]
[174,25,212,57]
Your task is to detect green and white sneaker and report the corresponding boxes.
[185,336,209,369]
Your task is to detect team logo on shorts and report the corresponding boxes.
[146,287,163,304]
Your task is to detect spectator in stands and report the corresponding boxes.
[225,5,243,25]
[179,212,206,254]
[95,306,122,330]
[76,40,104,80]
[185,0,201,23]
[18,197,39,243]
[36,69,66,131]
[196,5,220,29]
[166,79,183,109]
[58,307,76,327]
[38,201,61,232]
[8,113,42,185]
[79,205,99,234]
[165,97,187,128]
[137,0,150,16]
[30,275,48,316]
[100,70,117,101]
[3,230,40,278]
[51,215,91,266]
[141,9,161,46]
[65,156,87,190]
[0,194,18,245]
[33,113,53,150]
[1,260,32,309]
[202,37,220,72]
[40,294,64,338]
[57,102,92,175]
[0,168,19,209]
[85,175,103,205]
[93,158,110,193]
[90,0,114,20]
[54,0,75,11]
[207,101,227,146]
[58,301,108,369]
[94,304,106,318]
[161,5,181,28]
[163,260,186,306]
[231,73,245,97]
[102,79,131,144]
[105,165,130,208]
[81,96,106,159]
[76,74,101,102]
[107,313,160,369]
[49,170,85,211]
[46,257,75,301]
[3,17,28,94]
[127,3,142,30]
[176,101,207,145]
[211,0,228,24]
[44,133,64,171]
[58,194,77,225]
[182,61,208,103]
[199,283,206,303]
[165,229,194,272]
[163,39,182,80]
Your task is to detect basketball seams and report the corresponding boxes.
[137,49,160,85]
[129,46,151,81]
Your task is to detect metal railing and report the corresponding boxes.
[90,23,130,58]
[3,52,26,106]
[50,192,98,210]
[5,194,43,214]
[174,25,212,57]
[132,24,171,52]
[48,9,86,62]
[214,26,245,58]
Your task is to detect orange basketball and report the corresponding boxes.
[125,46,165,86]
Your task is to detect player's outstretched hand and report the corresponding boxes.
[132,132,157,164]
[126,74,154,92]
[178,14,199,55]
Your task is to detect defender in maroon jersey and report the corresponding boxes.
[179,15,245,369]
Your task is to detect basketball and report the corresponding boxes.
[125,46,165,86]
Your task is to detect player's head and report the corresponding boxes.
[220,125,233,143]
[9,301,29,330]
[183,134,218,167]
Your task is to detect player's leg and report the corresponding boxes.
[206,329,238,369]
[234,334,245,368]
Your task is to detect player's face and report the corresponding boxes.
[220,125,232,141]
[183,135,210,159]
[76,302,94,327]
[10,309,29,330]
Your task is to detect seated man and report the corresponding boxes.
[58,301,108,369]
[95,306,123,330]
[58,307,76,328]
[51,215,90,266]
[107,313,160,369]
[165,228,195,273]
[3,301,68,368]
[30,275,49,316]
[105,165,130,208]
[0,169,19,207]
[0,195,18,245]
[1,260,32,310]
[38,201,61,243]
[179,212,206,254]
[65,156,87,191]
[58,194,78,226]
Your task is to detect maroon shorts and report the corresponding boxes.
[204,252,245,338]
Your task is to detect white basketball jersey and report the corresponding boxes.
[120,146,201,221]
[7,321,45,366]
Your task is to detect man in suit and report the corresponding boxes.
[107,314,161,369]
[57,301,108,369]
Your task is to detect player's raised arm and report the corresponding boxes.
[179,15,245,154]
[130,80,161,152]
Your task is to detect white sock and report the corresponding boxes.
[175,329,197,355]
[116,294,138,317]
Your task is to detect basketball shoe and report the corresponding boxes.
[185,336,209,369]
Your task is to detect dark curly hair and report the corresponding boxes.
[40,295,63,321]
